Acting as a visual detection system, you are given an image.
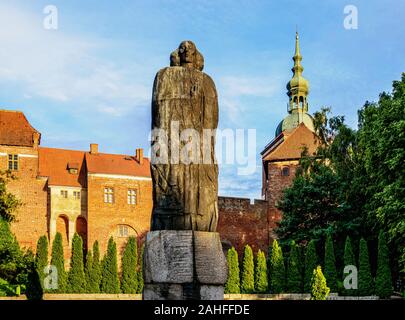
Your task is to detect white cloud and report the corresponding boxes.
[0,4,150,115]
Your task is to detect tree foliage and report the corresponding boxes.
[0,171,22,223]
[269,240,285,293]
[240,245,255,293]
[100,237,120,294]
[67,233,85,293]
[254,250,268,293]
[137,243,144,294]
[84,249,93,293]
[35,236,48,291]
[311,266,330,300]
[50,232,67,293]
[358,238,373,296]
[304,240,318,293]
[225,247,240,294]
[89,241,101,293]
[324,234,338,293]
[286,241,302,293]
[375,231,393,298]
[121,237,138,294]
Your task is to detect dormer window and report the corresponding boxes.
[67,162,79,174]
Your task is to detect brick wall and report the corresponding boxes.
[87,174,153,256]
[217,196,269,256]
[0,145,48,251]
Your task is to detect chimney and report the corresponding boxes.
[33,132,41,148]
[90,143,98,155]
[135,148,144,165]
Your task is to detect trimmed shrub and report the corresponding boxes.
[287,241,302,293]
[255,250,268,293]
[100,237,120,294]
[240,245,255,293]
[375,231,393,298]
[121,237,138,294]
[50,232,67,292]
[269,240,285,293]
[311,265,330,300]
[137,244,144,294]
[225,247,240,294]
[67,233,85,293]
[35,236,48,291]
[304,240,318,293]
[84,250,93,293]
[358,238,374,296]
[89,241,101,293]
[324,234,338,292]
[342,236,356,296]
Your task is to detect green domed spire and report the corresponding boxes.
[275,32,314,137]
[286,32,309,113]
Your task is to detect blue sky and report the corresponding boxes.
[0,0,404,199]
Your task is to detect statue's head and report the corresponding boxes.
[170,40,204,71]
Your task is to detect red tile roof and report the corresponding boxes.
[262,123,321,161]
[0,110,41,147]
[38,147,86,187]
[85,152,151,177]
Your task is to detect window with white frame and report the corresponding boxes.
[104,187,114,203]
[60,190,68,198]
[127,189,137,205]
[73,191,81,200]
[118,225,129,237]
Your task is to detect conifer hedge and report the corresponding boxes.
[35,235,48,291]
[254,250,268,293]
[304,240,318,293]
[358,238,374,296]
[269,240,285,293]
[286,241,302,293]
[375,231,392,298]
[240,245,255,293]
[100,237,120,294]
[121,237,138,294]
[50,232,67,292]
[224,247,240,294]
[324,234,338,292]
[67,233,85,293]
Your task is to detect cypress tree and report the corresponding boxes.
[35,236,48,291]
[287,241,302,293]
[100,237,120,294]
[304,240,318,293]
[375,231,393,298]
[254,249,268,293]
[50,232,67,292]
[311,266,330,300]
[121,237,138,294]
[269,240,285,293]
[137,243,144,294]
[84,250,93,293]
[224,247,240,294]
[240,244,255,293]
[90,241,101,293]
[67,233,85,293]
[358,238,374,296]
[343,236,356,296]
[324,234,338,292]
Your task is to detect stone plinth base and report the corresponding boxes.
[143,230,228,300]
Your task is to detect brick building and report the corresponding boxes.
[0,110,152,261]
[1,32,319,259]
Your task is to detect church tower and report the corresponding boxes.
[260,33,320,237]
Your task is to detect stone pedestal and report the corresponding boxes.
[143,230,228,300]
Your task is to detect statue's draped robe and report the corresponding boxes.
[151,66,219,231]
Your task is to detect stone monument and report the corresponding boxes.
[143,41,227,300]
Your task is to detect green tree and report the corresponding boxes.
[286,241,302,293]
[35,236,48,291]
[67,233,85,293]
[136,243,144,294]
[100,237,120,294]
[304,240,318,293]
[89,241,101,293]
[269,240,285,293]
[0,171,22,223]
[240,245,255,293]
[311,266,330,300]
[121,237,138,294]
[343,236,356,296]
[358,238,373,296]
[324,234,338,293]
[50,232,67,293]
[254,250,268,293]
[84,250,93,293]
[375,231,393,298]
[224,247,240,294]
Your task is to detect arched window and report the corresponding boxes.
[281,167,290,177]
[56,215,69,244]
[299,96,304,109]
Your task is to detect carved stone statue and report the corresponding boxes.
[151,40,219,232]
